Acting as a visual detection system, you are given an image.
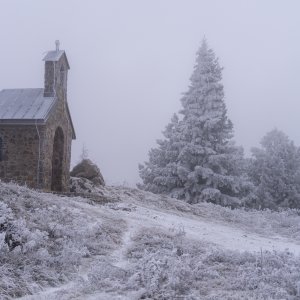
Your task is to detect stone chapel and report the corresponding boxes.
[0,42,75,192]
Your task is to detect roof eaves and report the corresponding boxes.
[0,119,46,125]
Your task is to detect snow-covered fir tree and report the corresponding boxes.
[248,129,300,209]
[138,114,184,194]
[139,39,252,206]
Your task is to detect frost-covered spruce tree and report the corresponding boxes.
[138,114,184,194]
[248,129,300,209]
[139,39,251,206]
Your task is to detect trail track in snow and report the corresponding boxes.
[18,186,300,299]
[101,201,300,256]
[67,188,300,261]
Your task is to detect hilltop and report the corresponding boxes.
[0,181,300,299]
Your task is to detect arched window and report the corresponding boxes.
[0,137,3,162]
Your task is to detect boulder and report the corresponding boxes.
[70,177,97,193]
[70,159,105,186]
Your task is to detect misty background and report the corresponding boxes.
[0,0,299,185]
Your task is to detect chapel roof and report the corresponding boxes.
[43,50,70,69]
[0,88,55,123]
[0,88,76,139]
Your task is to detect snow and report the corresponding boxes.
[139,40,252,207]
[1,182,300,299]
[69,197,300,257]
[111,223,135,269]
[249,128,300,209]
[111,204,300,255]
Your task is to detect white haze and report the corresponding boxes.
[0,0,299,185]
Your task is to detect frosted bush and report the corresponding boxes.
[0,202,13,225]
[123,228,300,299]
[0,181,124,299]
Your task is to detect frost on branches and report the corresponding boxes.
[248,129,300,209]
[139,39,252,206]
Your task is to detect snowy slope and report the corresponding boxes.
[1,182,300,299]
[96,193,300,255]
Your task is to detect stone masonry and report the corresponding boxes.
[0,44,75,192]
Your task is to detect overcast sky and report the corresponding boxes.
[0,0,299,185]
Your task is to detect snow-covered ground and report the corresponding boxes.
[99,200,300,255]
[1,182,300,299]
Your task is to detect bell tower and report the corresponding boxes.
[43,41,70,98]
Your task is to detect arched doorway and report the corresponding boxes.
[51,127,64,191]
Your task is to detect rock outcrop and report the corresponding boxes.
[70,159,105,186]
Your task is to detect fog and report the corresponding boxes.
[0,0,299,185]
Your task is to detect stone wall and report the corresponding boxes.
[41,95,73,192]
[44,53,68,98]
[0,51,74,192]
[0,125,40,188]
[44,61,55,97]
[40,54,73,192]
[0,97,73,192]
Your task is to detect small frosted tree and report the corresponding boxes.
[138,114,184,194]
[248,129,300,209]
[139,39,252,206]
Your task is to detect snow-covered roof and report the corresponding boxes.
[43,50,64,62]
[0,88,55,124]
[43,50,70,69]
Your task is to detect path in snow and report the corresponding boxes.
[18,191,300,299]
[111,222,136,269]
[68,197,300,258]
[96,200,300,256]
